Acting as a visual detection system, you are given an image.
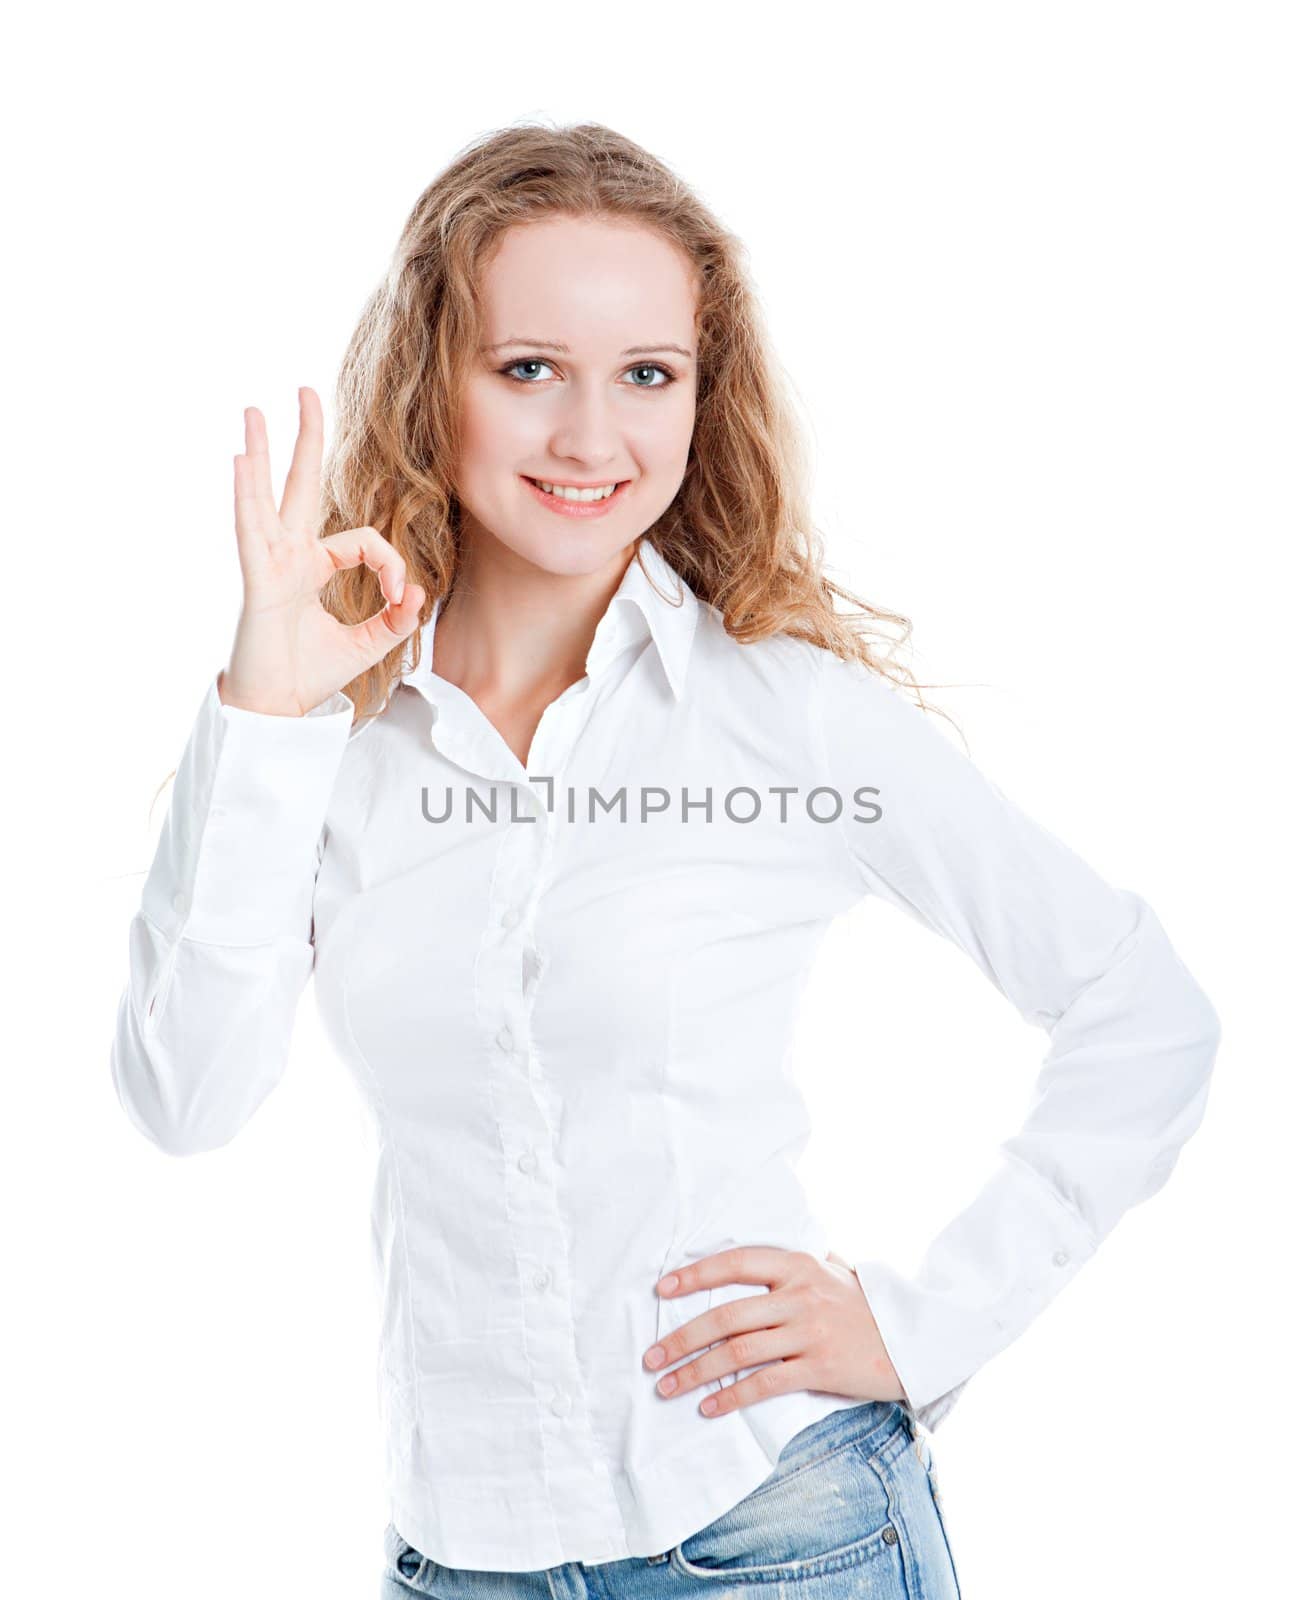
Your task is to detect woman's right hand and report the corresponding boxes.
[218,387,425,717]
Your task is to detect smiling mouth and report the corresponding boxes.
[522,476,629,500]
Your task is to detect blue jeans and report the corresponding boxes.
[381,1400,962,1598]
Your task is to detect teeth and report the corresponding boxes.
[534,479,620,502]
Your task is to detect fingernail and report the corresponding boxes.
[644,1345,665,1369]
[394,579,405,604]
[658,1274,678,1295]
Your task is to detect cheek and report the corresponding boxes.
[458,385,535,474]
[641,391,697,468]
[620,401,694,468]
[637,410,697,490]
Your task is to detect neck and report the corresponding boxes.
[432,536,639,703]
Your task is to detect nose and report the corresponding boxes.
[548,382,623,468]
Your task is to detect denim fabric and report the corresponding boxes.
[381,1401,962,1598]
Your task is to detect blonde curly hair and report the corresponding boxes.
[318,117,960,734]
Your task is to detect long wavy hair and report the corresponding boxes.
[319,118,961,731]
[153,120,962,820]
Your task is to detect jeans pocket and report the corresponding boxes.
[669,1426,906,1583]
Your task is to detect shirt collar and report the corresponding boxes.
[398,537,700,703]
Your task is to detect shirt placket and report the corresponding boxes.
[466,674,629,1556]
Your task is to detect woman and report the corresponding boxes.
[112,123,1220,1598]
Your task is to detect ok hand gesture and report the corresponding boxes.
[220,387,425,717]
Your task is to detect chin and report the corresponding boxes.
[489,527,644,580]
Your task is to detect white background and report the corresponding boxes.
[5,2,1289,1595]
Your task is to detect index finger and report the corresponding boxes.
[279,386,325,534]
[657,1246,787,1298]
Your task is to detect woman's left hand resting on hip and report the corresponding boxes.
[641,1245,909,1417]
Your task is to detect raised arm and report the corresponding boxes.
[110,389,423,1155]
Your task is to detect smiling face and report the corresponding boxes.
[454,214,700,579]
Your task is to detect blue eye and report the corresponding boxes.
[623,363,676,389]
[499,359,677,390]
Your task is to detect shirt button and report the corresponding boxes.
[172,891,189,915]
[496,1025,513,1052]
[1052,1250,1069,1268]
[550,1389,571,1417]
[501,906,521,930]
[517,1150,537,1174]
[532,1268,551,1291]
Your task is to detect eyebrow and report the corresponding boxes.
[482,337,695,360]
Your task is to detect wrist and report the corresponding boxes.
[216,668,302,717]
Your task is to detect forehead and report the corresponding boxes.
[481,217,698,348]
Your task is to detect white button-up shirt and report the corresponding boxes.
[111,537,1221,1571]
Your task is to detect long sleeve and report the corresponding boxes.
[810,648,1222,1433]
[111,673,356,1156]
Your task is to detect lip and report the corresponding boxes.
[527,473,629,489]
[520,474,632,518]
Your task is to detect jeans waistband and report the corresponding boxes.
[770,1399,912,1476]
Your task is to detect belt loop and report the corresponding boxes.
[900,1404,919,1447]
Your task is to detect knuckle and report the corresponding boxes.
[727,1333,755,1365]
